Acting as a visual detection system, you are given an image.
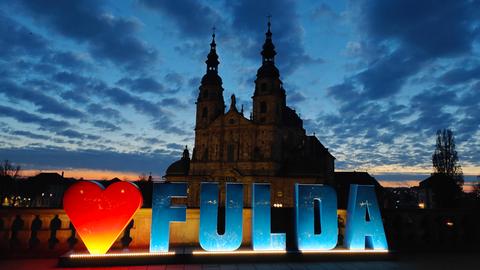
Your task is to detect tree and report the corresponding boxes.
[432,129,464,188]
[0,160,21,207]
[473,179,480,199]
[0,160,21,179]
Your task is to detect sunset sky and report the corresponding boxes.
[0,0,479,187]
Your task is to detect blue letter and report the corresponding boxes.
[295,184,338,250]
[252,183,286,250]
[150,182,187,252]
[199,183,243,251]
[345,184,388,250]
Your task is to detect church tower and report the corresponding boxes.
[195,31,225,129]
[193,31,225,162]
[252,19,286,125]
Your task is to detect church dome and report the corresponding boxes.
[165,146,190,176]
[165,158,190,176]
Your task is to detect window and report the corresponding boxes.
[260,102,267,113]
[229,118,235,124]
[261,83,267,92]
[202,107,208,118]
[227,144,234,162]
[203,89,208,98]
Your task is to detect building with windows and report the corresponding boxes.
[165,22,335,207]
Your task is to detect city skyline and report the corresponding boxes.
[0,0,479,188]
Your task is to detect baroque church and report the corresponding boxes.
[165,22,335,207]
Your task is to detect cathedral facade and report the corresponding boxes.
[165,22,335,207]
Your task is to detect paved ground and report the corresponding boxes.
[0,252,477,269]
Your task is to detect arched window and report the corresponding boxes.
[260,101,267,113]
[202,107,208,118]
[203,89,208,98]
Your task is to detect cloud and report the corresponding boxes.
[228,0,324,75]
[0,105,69,130]
[139,0,224,38]
[9,130,50,140]
[116,77,166,95]
[101,86,163,118]
[314,0,480,171]
[0,13,48,59]
[41,51,91,71]
[56,129,100,140]
[0,146,176,175]
[86,103,125,123]
[0,79,85,119]
[15,0,157,70]
[439,65,480,86]
[92,120,120,132]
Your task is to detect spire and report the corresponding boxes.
[206,26,219,73]
[182,145,190,160]
[256,16,280,79]
[229,94,237,111]
[201,27,222,86]
[261,15,276,64]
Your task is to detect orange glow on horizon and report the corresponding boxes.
[21,169,143,180]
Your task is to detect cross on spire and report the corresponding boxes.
[267,15,272,32]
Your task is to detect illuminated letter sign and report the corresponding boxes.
[64,182,388,255]
[344,184,388,250]
[63,181,142,255]
[252,183,286,250]
[199,183,243,251]
[294,184,338,250]
[150,182,187,252]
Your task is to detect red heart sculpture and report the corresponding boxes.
[63,181,143,254]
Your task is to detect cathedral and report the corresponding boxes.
[165,22,335,207]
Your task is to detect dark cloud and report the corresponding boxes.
[286,90,306,105]
[101,86,163,118]
[363,0,476,57]
[329,0,479,103]
[152,116,190,136]
[0,79,85,119]
[41,51,91,71]
[159,98,188,108]
[87,103,124,123]
[139,0,224,38]
[10,130,50,140]
[0,105,69,130]
[0,13,48,59]
[311,3,341,21]
[56,129,100,140]
[52,71,88,86]
[228,0,324,75]
[116,77,166,94]
[164,72,185,88]
[0,146,176,175]
[439,65,480,86]
[92,120,120,132]
[166,143,184,150]
[16,0,157,70]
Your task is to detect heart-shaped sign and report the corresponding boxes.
[63,181,143,254]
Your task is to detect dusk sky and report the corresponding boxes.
[0,0,479,187]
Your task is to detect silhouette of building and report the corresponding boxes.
[165,21,335,207]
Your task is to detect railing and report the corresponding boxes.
[0,208,478,258]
